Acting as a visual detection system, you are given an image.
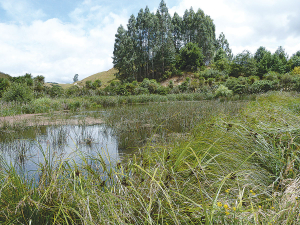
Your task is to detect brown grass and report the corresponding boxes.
[0,72,11,79]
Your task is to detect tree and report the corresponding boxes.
[271,46,288,74]
[112,1,217,82]
[0,78,11,98]
[176,42,204,71]
[287,50,300,71]
[73,74,79,83]
[3,83,33,103]
[216,32,232,60]
[230,50,257,77]
[254,47,272,78]
[113,25,137,82]
[172,12,183,52]
[154,0,175,77]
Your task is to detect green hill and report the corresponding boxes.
[0,72,11,79]
[76,68,118,87]
[57,68,118,89]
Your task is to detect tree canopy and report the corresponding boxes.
[113,0,217,82]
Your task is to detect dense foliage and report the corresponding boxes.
[113,0,216,82]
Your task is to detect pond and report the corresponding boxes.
[0,100,245,178]
[0,111,134,178]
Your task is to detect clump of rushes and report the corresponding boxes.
[1,92,300,224]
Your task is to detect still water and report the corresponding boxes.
[0,123,126,176]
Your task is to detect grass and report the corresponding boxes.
[0,91,300,224]
[0,92,256,117]
[0,72,11,79]
[51,68,118,89]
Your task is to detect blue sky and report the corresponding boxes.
[0,0,300,83]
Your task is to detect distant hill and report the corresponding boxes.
[0,72,11,79]
[76,68,118,87]
[57,68,118,89]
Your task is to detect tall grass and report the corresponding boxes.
[1,92,300,224]
[0,93,256,117]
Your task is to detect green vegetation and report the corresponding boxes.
[1,92,300,224]
[113,1,216,81]
[1,1,300,223]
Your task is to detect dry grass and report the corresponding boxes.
[0,72,11,79]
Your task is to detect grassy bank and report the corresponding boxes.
[1,92,300,224]
[0,92,255,117]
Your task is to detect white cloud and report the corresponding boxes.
[0,4,128,83]
[171,0,300,55]
[1,0,300,83]
[0,0,46,22]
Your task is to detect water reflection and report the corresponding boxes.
[0,124,121,176]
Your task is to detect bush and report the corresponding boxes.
[133,86,149,95]
[140,78,160,94]
[93,79,102,88]
[176,42,204,71]
[199,68,226,79]
[2,83,33,103]
[50,85,64,98]
[66,85,81,97]
[157,86,169,95]
[250,80,276,93]
[214,85,233,98]
[0,78,11,98]
[114,85,129,96]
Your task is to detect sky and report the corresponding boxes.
[0,0,300,83]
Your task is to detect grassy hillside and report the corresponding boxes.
[77,68,117,87]
[55,68,118,89]
[0,72,11,79]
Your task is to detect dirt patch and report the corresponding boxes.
[160,73,195,87]
[0,112,103,127]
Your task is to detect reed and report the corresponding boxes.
[0,92,300,224]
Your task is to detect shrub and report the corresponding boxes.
[85,81,96,90]
[250,80,276,93]
[168,80,174,89]
[263,71,279,81]
[199,68,227,79]
[93,79,102,88]
[66,85,81,97]
[214,84,233,98]
[114,85,129,96]
[292,66,300,75]
[2,83,33,103]
[0,78,11,98]
[157,86,169,95]
[176,42,204,71]
[133,86,149,95]
[50,85,64,98]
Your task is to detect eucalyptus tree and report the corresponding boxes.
[154,0,175,78]
[254,46,272,78]
[288,50,300,70]
[230,50,257,77]
[113,25,137,82]
[172,12,183,53]
[216,32,232,60]
[271,46,289,74]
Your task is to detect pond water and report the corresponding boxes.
[0,121,129,178]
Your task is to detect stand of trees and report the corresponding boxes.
[113,0,219,82]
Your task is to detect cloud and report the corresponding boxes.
[1,0,300,83]
[171,0,300,55]
[0,2,128,83]
[0,0,46,22]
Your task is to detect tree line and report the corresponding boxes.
[113,0,221,82]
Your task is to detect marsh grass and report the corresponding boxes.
[0,93,256,117]
[1,92,300,224]
[103,100,246,149]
